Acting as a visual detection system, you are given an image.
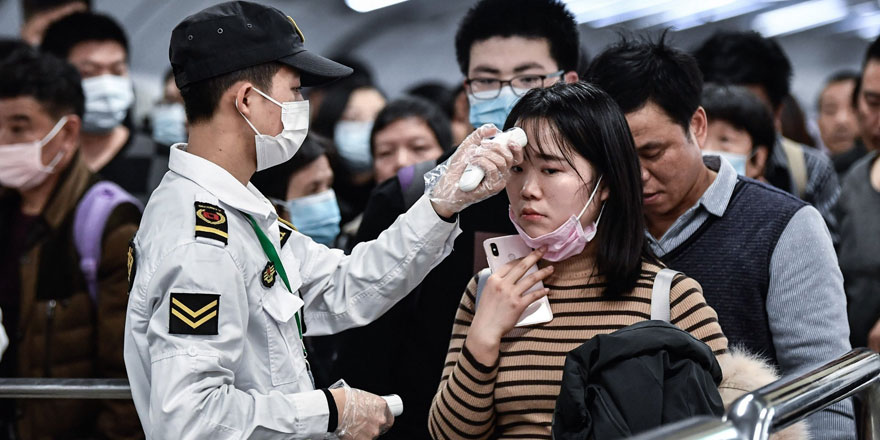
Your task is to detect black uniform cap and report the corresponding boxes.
[170,1,352,89]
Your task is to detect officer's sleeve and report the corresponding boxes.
[296,194,460,336]
[141,242,329,439]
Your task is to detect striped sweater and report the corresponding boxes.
[428,257,728,440]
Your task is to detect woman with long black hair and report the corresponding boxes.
[428,82,729,439]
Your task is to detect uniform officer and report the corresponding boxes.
[122,2,521,439]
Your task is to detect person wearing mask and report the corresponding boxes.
[429,81,728,440]
[327,2,581,438]
[0,46,141,439]
[251,135,340,248]
[312,77,387,227]
[827,71,871,176]
[144,69,186,194]
[701,83,776,182]
[19,0,89,46]
[41,11,157,203]
[123,2,522,439]
[586,36,854,439]
[694,31,841,242]
[838,36,880,353]
[371,96,451,185]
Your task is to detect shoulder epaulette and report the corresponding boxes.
[194,201,228,245]
[278,217,296,248]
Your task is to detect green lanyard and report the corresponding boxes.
[245,214,306,357]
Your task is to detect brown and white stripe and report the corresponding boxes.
[428,257,728,440]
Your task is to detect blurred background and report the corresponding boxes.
[0,0,875,123]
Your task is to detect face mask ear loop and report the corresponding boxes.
[39,116,70,173]
[252,87,283,108]
[235,99,262,135]
[576,175,604,220]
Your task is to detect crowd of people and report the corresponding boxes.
[0,0,878,439]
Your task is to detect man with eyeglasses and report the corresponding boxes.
[327,1,581,438]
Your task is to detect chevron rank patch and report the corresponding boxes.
[169,293,220,335]
[262,261,277,288]
[194,202,228,245]
[278,217,296,248]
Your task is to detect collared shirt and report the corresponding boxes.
[648,155,854,440]
[124,145,461,439]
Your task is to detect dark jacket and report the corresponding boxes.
[552,320,725,440]
[0,154,143,439]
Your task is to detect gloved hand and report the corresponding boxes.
[425,124,525,217]
[334,386,394,440]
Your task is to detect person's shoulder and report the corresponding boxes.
[734,176,806,209]
[841,151,878,189]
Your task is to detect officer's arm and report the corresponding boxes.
[142,242,330,439]
[296,194,460,336]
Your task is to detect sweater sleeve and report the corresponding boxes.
[428,277,498,440]
[668,274,729,356]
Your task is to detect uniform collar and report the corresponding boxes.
[168,144,275,220]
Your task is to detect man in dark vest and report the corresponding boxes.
[586,36,854,439]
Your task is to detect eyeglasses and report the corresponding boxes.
[465,70,564,100]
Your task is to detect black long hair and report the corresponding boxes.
[505,81,650,297]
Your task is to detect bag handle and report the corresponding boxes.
[651,268,679,322]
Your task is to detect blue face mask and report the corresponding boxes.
[334,120,373,172]
[281,189,341,246]
[702,150,748,176]
[151,102,187,146]
[468,87,527,129]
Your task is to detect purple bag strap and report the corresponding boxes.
[397,164,416,189]
[73,181,143,304]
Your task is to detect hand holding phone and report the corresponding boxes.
[483,235,554,327]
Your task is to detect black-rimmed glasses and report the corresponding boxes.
[465,70,564,99]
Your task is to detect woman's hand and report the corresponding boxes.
[465,248,554,366]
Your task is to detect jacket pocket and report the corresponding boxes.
[261,289,306,387]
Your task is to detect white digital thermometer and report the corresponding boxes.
[458,127,528,192]
[383,394,403,416]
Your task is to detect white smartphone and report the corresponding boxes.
[483,235,553,327]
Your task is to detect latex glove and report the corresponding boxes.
[425,124,525,217]
[335,386,394,440]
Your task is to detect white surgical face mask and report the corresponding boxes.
[702,150,748,176]
[236,88,309,171]
[81,74,134,133]
[0,116,69,190]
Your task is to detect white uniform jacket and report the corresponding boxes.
[123,145,461,439]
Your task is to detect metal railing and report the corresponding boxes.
[631,348,880,440]
[0,378,131,399]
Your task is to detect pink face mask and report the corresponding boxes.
[0,116,68,190]
[509,175,604,262]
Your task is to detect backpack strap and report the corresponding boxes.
[474,268,492,309]
[73,181,143,304]
[398,160,437,209]
[651,268,680,322]
[780,138,807,199]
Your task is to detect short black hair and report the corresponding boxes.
[370,96,453,155]
[454,0,579,76]
[179,62,280,124]
[21,0,90,21]
[0,46,84,119]
[41,11,128,60]
[702,83,776,156]
[0,39,31,63]
[586,34,702,132]
[405,81,456,119]
[505,82,652,297]
[818,70,858,110]
[693,31,791,111]
[856,36,880,108]
[251,134,332,200]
